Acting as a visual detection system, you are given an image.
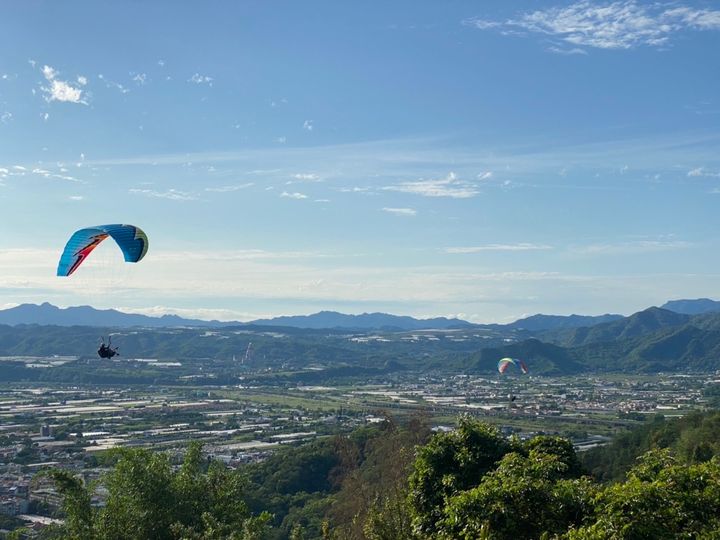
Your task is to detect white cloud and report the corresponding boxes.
[0,112,11,124]
[40,65,88,104]
[281,191,308,199]
[465,1,720,51]
[132,73,147,85]
[384,172,479,198]
[204,183,254,192]
[303,120,313,131]
[129,188,197,201]
[68,195,84,201]
[315,198,331,203]
[189,73,213,85]
[477,171,493,180]
[292,173,321,182]
[382,207,417,216]
[445,243,552,253]
[41,112,49,122]
[41,65,57,79]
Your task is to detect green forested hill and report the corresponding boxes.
[541,307,691,347]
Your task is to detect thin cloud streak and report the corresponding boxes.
[383,172,479,198]
[382,207,417,216]
[129,188,197,201]
[445,244,553,253]
[571,239,693,255]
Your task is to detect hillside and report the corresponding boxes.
[506,312,623,332]
[543,307,691,347]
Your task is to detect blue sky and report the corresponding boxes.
[1,0,719,322]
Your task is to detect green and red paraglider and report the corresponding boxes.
[497,357,529,375]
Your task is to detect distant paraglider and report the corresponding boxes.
[497,357,528,375]
[498,357,528,407]
[56,224,149,277]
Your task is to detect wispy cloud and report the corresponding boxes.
[132,73,147,85]
[291,173,321,182]
[384,172,479,198]
[445,243,552,254]
[339,186,374,194]
[68,195,84,201]
[280,191,308,199]
[204,183,254,192]
[547,46,588,55]
[40,65,88,104]
[30,167,83,183]
[98,74,129,94]
[465,1,720,51]
[0,112,11,124]
[189,73,213,85]
[572,239,692,255]
[129,188,197,201]
[382,207,417,216]
[303,120,313,131]
[688,167,720,178]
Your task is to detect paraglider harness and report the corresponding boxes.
[98,336,119,359]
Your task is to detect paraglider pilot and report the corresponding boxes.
[98,336,119,359]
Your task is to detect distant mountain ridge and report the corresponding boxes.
[506,313,623,332]
[0,303,473,331]
[661,298,720,315]
[0,302,227,328]
[248,311,474,330]
[0,299,716,333]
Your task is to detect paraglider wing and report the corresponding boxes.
[57,224,148,277]
[497,357,516,374]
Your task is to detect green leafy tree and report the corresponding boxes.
[48,442,269,540]
[407,416,514,536]
[566,450,720,539]
[437,450,596,539]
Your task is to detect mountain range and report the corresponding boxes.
[0,299,718,333]
[2,301,720,376]
[0,302,623,331]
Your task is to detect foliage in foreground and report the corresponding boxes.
[45,442,270,540]
[39,414,720,540]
